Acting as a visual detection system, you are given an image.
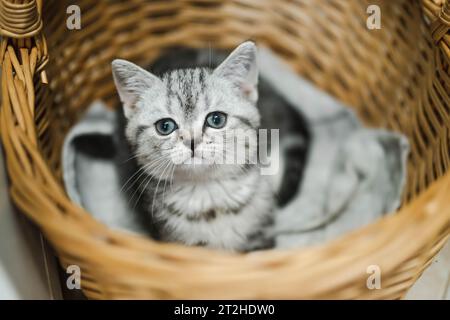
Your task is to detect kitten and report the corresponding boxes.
[112,42,276,251]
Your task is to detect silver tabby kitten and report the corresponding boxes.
[112,42,275,251]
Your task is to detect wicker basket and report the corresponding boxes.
[0,0,449,299]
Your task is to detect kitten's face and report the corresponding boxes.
[112,42,260,181]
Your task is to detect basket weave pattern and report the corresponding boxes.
[0,0,449,299]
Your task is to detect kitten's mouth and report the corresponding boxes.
[180,155,211,166]
[172,154,219,177]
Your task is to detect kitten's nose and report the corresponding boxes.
[183,138,195,155]
[182,136,201,157]
[180,132,201,156]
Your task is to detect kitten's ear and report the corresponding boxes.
[213,41,259,103]
[112,59,162,118]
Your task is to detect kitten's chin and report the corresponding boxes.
[173,161,239,181]
[176,158,215,175]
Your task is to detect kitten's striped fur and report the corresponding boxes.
[113,42,276,251]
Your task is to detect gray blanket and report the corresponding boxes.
[62,48,409,248]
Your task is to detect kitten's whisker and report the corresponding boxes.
[166,151,179,191]
[131,172,157,211]
[170,162,176,191]
[127,156,168,202]
[122,155,168,193]
[161,162,175,207]
[121,151,148,164]
[151,160,172,215]
[130,160,168,210]
[120,165,148,193]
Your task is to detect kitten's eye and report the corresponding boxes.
[155,118,178,135]
[205,112,227,129]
